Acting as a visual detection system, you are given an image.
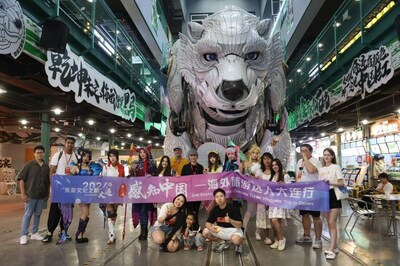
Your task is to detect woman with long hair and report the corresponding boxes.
[155,156,174,176]
[268,158,291,251]
[242,144,261,234]
[204,151,223,174]
[151,194,187,252]
[203,151,223,213]
[102,149,125,244]
[130,145,157,241]
[254,152,273,244]
[319,148,344,260]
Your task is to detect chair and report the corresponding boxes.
[371,198,392,235]
[345,197,376,233]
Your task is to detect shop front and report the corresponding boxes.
[369,119,400,183]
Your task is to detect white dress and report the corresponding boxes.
[268,174,291,219]
[255,169,271,229]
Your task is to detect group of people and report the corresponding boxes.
[19,137,391,260]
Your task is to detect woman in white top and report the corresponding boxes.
[254,152,273,245]
[151,194,187,252]
[242,144,261,234]
[101,149,125,244]
[318,148,344,260]
[269,158,291,251]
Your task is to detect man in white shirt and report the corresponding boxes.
[42,137,78,243]
[375,172,393,194]
[295,144,323,249]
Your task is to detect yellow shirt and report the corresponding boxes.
[170,157,189,176]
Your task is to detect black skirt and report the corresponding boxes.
[329,188,342,209]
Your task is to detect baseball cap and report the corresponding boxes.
[173,146,182,151]
[188,148,198,156]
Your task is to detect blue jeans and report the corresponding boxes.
[21,198,45,236]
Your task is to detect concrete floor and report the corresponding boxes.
[0,195,399,266]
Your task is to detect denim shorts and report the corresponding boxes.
[151,224,173,236]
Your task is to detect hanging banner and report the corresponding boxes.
[44,45,137,122]
[0,0,25,59]
[340,46,394,101]
[51,172,330,211]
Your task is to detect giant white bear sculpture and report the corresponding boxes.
[164,6,291,167]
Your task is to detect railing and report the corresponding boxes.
[285,0,396,111]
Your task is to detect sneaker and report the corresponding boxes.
[66,234,72,240]
[255,231,261,240]
[20,235,28,245]
[324,248,340,254]
[312,239,322,249]
[184,244,190,251]
[31,233,44,241]
[213,241,230,253]
[295,236,312,243]
[234,245,242,255]
[277,238,286,251]
[197,246,204,251]
[42,234,52,243]
[107,235,116,245]
[264,238,272,245]
[270,240,279,249]
[326,251,336,260]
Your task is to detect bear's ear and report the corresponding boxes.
[187,22,204,42]
[257,19,270,39]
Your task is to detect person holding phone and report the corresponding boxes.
[295,144,323,249]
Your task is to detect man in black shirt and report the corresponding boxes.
[203,188,244,255]
[181,148,204,215]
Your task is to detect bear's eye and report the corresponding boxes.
[203,53,218,61]
[245,52,259,61]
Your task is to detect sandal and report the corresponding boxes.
[324,248,339,254]
[326,251,336,260]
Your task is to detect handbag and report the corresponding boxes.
[335,186,349,200]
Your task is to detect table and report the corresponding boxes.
[365,194,400,237]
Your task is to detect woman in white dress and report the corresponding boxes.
[318,148,344,260]
[254,152,274,244]
[269,159,291,251]
[242,144,261,234]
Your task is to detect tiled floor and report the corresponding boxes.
[0,195,398,266]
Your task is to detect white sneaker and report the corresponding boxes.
[270,240,279,249]
[255,231,261,240]
[277,238,286,251]
[20,235,28,245]
[31,233,44,241]
[312,239,322,249]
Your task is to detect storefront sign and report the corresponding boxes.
[0,0,25,59]
[51,172,330,211]
[371,120,400,137]
[45,46,137,122]
[341,46,394,101]
[341,130,363,142]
